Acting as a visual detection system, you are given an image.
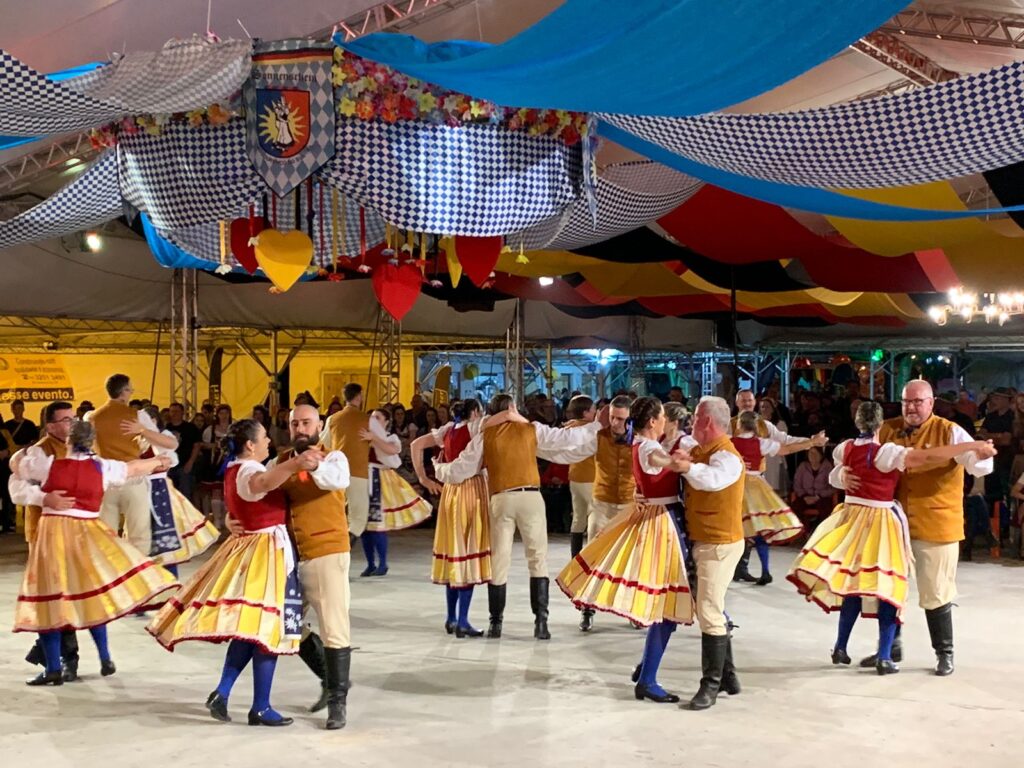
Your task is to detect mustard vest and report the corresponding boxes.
[684,434,745,544]
[91,400,141,461]
[326,405,370,479]
[593,428,635,504]
[565,420,596,484]
[24,434,67,545]
[482,422,540,494]
[279,445,350,560]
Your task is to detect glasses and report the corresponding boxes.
[901,398,933,407]
[50,417,75,424]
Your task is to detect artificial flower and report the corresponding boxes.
[415,90,438,112]
[355,97,376,120]
[339,97,357,117]
[186,109,205,127]
[207,103,232,125]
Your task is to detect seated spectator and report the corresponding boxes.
[790,446,834,531]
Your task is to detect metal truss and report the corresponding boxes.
[318,0,478,40]
[376,310,402,406]
[880,8,1024,50]
[0,133,99,194]
[169,268,199,414]
[627,316,648,395]
[503,299,525,403]
[851,30,959,85]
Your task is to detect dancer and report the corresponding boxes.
[130,406,219,577]
[148,419,313,726]
[563,395,597,564]
[661,402,694,581]
[275,404,352,730]
[558,397,693,703]
[323,383,371,538]
[359,407,432,577]
[91,374,152,554]
[434,394,600,640]
[13,419,178,686]
[838,380,994,675]
[13,401,80,680]
[729,389,825,583]
[788,401,994,675]
[731,410,817,586]
[412,399,491,638]
[678,396,746,711]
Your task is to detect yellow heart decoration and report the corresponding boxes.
[440,236,463,287]
[254,229,314,292]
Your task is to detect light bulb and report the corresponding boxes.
[538,276,554,287]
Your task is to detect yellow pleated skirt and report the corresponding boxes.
[14,514,180,632]
[146,532,299,655]
[557,502,694,627]
[155,481,220,566]
[367,467,433,532]
[786,502,910,618]
[431,474,492,586]
[742,473,804,544]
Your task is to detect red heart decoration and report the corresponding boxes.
[372,262,422,321]
[453,235,503,287]
[230,217,265,274]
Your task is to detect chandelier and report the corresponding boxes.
[928,287,1024,326]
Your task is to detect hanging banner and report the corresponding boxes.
[0,354,74,403]
[244,40,336,196]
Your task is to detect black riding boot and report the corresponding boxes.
[324,646,351,730]
[530,577,551,640]
[487,583,506,638]
[732,543,756,583]
[926,603,955,676]
[859,627,903,667]
[298,632,328,712]
[570,532,585,559]
[720,634,741,695]
[688,634,728,710]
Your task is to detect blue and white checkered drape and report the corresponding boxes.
[119,117,583,236]
[0,151,121,248]
[514,161,702,250]
[0,39,250,136]
[600,60,1024,189]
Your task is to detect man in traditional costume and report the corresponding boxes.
[323,383,370,539]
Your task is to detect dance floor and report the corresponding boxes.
[1,531,1022,767]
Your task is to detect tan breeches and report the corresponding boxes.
[693,540,745,636]
[347,476,369,537]
[489,491,548,584]
[99,479,152,554]
[911,539,958,610]
[588,499,634,541]
[299,552,352,648]
[569,482,593,534]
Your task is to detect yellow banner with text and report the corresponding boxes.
[0,354,74,402]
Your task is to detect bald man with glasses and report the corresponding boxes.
[836,379,995,676]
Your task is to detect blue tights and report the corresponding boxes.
[361,531,388,570]
[835,597,900,661]
[39,625,111,674]
[638,621,676,696]
[215,640,284,720]
[445,586,477,629]
[753,535,770,576]
[163,564,179,578]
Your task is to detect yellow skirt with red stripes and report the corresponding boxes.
[155,483,220,566]
[14,514,179,632]
[147,531,299,655]
[431,474,492,587]
[367,467,433,532]
[742,473,804,544]
[786,502,911,619]
[557,502,693,627]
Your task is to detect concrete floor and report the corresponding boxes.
[1,530,1022,768]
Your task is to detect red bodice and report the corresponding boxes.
[42,457,104,511]
[844,441,900,502]
[731,435,764,472]
[632,441,679,500]
[224,463,287,530]
[442,424,473,463]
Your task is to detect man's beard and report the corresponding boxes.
[293,434,317,453]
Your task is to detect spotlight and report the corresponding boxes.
[538,276,554,287]
[81,231,103,252]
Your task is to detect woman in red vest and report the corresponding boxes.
[788,401,992,675]
[148,418,316,726]
[413,398,492,637]
[558,397,694,703]
[731,410,816,585]
[14,419,178,686]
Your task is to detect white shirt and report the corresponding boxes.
[435,419,602,485]
[265,450,351,493]
[636,437,665,476]
[371,433,402,470]
[10,450,129,509]
[677,434,744,492]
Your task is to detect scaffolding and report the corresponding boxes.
[503,299,525,403]
[627,316,648,396]
[169,268,198,414]
[376,310,402,406]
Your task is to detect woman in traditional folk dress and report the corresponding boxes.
[731,410,816,586]
[13,419,178,686]
[787,401,992,675]
[129,406,218,577]
[412,399,491,638]
[358,407,432,577]
[558,397,694,703]
[148,419,316,726]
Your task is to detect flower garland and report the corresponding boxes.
[89,101,240,149]
[331,49,588,145]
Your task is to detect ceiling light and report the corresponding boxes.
[538,276,554,287]
[82,231,103,252]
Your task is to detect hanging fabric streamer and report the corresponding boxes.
[318,182,326,267]
[330,188,341,271]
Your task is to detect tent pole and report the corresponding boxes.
[149,322,163,402]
